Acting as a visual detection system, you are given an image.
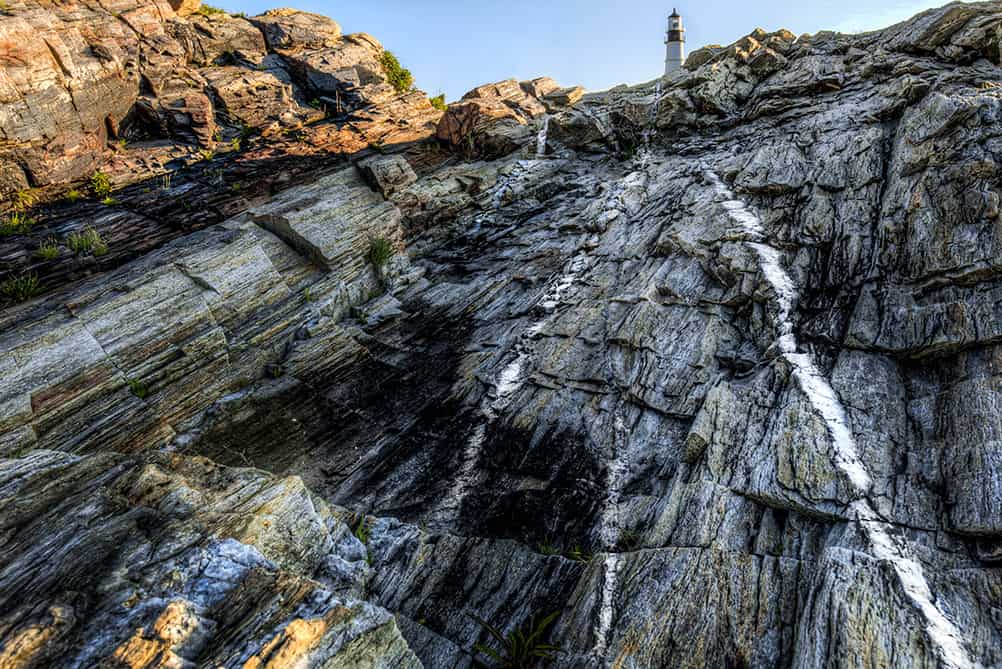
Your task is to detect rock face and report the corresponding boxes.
[4,2,1002,669]
[0,0,436,196]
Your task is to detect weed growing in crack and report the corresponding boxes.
[471,611,562,668]
[0,211,36,236]
[67,227,108,256]
[127,378,149,399]
[366,236,394,268]
[90,171,112,199]
[354,516,374,566]
[34,238,60,260]
[0,273,41,303]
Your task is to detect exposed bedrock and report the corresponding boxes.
[3,2,1002,668]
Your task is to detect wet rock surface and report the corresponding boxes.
[3,2,1002,668]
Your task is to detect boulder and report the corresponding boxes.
[520,76,562,99]
[358,155,418,197]
[436,98,532,157]
[281,33,386,101]
[202,67,324,130]
[544,86,586,107]
[250,8,343,52]
[167,14,268,66]
[462,78,547,118]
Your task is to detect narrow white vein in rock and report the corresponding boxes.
[854,500,974,669]
[536,115,550,158]
[705,170,870,493]
[593,553,621,662]
[704,168,974,669]
[590,417,629,664]
[442,253,588,523]
[597,411,630,549]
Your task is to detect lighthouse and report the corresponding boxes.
[664,8,686,75]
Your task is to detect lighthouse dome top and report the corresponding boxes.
[670,8,681,17]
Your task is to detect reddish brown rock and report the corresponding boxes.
[167,14,268,66]
[544,85,586,107]
[203,67,324,131]
[281,33,385,99]
[462,78,547,118]
[250,8,343,52]
[520,76,561,99]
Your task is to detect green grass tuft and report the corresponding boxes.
[67,227,108,256]
[90,171,112,198]
[1,273,41,303]
[34,238,60,260]
[65,188,82,203]
[366,236,395,268]
[12,188,37,211]
[0,211,36,236]
[471,611,562,668]
[380,51,414,94]
[127,378,149,399]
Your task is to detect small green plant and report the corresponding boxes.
[353,517,370,544]
[12,188,37,211]
[67,227,108,256]
[197,148,215,161]
[229,137,241,152]
[116,137,127,150]
[65,188,82,203]
[365,236,395,268]
[616,529,643,552]
[303,287,313,302]
[160,173,172,190]
[354,516,374,565]
[0,211,35,235]
[471,611,562,669]
[101,196,118,206]
[0,273,41,303]
[90,171,112,198]
[537,542,559,556]
[462,130,479,158]
[429,94,448,111]
[264,362,285,378]
[564,546,591,564]
[34,238,60,260]
[379,50,414,93]
[195,3,226,16]
[127,378,149,399]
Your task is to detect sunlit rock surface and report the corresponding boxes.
[3,2,1002,668]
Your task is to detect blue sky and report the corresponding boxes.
[215,0,954,100]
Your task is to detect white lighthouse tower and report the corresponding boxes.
[664,8,686,75]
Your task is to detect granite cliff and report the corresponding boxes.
[2,1,1002,667]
